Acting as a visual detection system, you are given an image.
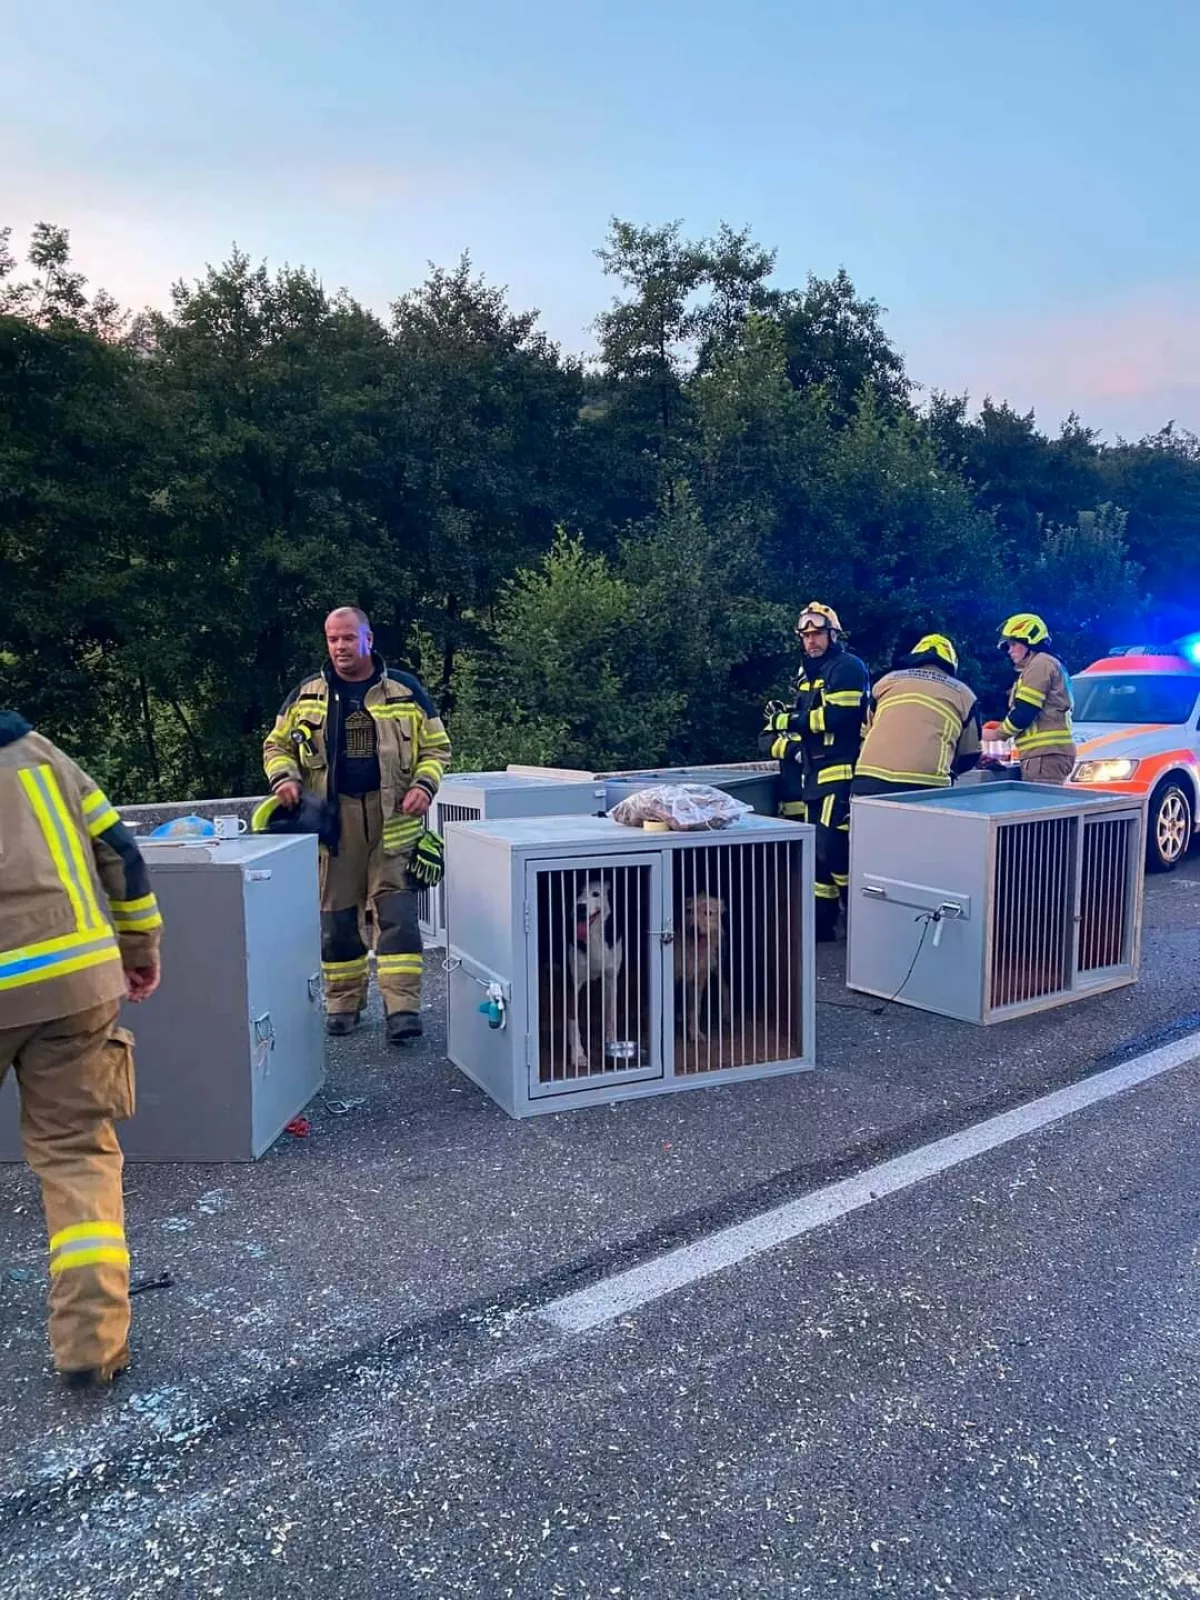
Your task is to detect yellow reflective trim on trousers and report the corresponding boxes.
[821,796,835,828]
[377,954,423,969]
[817,765,854,784]
[779,801,807,819]
[322,957,368,975]
[50,1220,125,1250]
[50,1246,130,1276]
[831,872,850,887]
[815,883,841,900]
[825,690,864,707]
[856,764,951,787]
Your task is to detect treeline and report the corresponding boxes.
[2,219,1198,801]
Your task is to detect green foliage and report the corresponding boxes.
[1,219,1197,801]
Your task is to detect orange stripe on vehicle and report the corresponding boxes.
[1075,724,1165,756]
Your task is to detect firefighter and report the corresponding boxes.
[261,607,452,1045]
[993,614,1076,784]
[759,603,868,940]
[0,711,163,1388]
[853,633,982,797]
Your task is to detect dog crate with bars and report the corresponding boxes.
[416,773,605,947]
[444,814,816,1117]
[846,782,1145,1024]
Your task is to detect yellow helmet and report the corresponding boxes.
[795,602,843,640]
[999,613,1050,649]
[909,633,958,671]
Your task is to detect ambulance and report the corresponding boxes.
[1066,645,1200,872]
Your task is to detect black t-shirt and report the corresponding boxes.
[333,669,382,796]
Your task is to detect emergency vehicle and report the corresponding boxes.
[1066,645,1200,872]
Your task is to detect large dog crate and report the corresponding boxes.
[444,814,816,1117]
[846,783,1145,1024]
[0,835,324,1162]
[417,773,605,947]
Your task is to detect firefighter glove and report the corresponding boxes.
[408,828,446,889]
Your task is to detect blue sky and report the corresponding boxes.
[4,0,1197,438]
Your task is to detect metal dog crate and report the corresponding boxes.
[0,834,324,1163]
[445,814,816,1118]
[417,772,606,947]
[846,783,1146,1024]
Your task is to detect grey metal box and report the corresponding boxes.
[0,835,325,1162]
[445,814,816,1118]
[418,772,607,947]
[847,782,1146,1024]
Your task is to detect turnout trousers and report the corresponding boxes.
[781,782,852,940]
[320,791,423,1018]
[0,999,132,1376]
[1020,750,1075,786]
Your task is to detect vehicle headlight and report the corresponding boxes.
[1072,758,1140,784]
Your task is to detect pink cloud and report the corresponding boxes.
[904,287,1200,439]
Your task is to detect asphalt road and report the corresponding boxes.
[2,860,1199,1597]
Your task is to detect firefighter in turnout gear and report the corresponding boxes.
[853,634,982,798]
[0,712,163,1387]
[261,608,451,1045]
[994,614,1076,784]
[759,604,869,940]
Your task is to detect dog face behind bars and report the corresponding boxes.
[674,893,726,1042]
[562,877,624,1070]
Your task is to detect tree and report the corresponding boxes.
[775,268,910,421]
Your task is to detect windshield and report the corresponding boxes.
[1072,674,1200,725]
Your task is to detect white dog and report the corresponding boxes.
[565,878,624,1071]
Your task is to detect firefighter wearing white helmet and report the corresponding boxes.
[758,602,868,940]
[853,633,982,797]
[990,614,1075,785]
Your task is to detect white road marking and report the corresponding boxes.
[539,1030,1200,1335]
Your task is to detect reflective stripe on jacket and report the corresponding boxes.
[1000,651,1075,755]
[262,656,452,853]
[856,667,981,788]
[0,718,163,1029]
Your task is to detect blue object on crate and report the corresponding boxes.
[149,815,216,839]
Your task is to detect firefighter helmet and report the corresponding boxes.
[909,633,958,671]
[795,602,843,640]
[998,613,1050,650]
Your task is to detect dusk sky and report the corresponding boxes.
[4,0,1196,440]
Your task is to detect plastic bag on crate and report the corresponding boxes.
[608,783,752,832]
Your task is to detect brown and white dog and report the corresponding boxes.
[674,893,726,1042]
[564,878,624,1071]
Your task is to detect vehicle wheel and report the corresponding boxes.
[1147,780,1193,873]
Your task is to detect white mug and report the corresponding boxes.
[214,814,248,839]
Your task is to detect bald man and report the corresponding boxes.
[262,608,452,1045]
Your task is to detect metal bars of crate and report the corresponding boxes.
[1078,815,1139,974]
[532,837,805,1089]
[536,863,650,1086]
[989,815,1076,1010]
